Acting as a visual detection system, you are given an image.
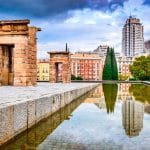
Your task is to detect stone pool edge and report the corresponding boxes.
[0,83,98,146]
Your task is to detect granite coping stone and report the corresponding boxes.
[0,82,98,109]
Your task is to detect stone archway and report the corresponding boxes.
[48,51,71,83]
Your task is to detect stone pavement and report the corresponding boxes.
[0,82,98,109]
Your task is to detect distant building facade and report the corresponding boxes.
[117,56,134,77]
[71,52,103,81]
[37,59,49,81]
[122,16,144,57]
[94,45,109,57]
[144,40,150,55]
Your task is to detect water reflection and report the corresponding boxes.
[0,92,89,150]
[103,84,118,114]
[129,84,150,104]
[122,99,144,137]
[84,85,106,109]
[0,84,150,150]
[129,84,150,114]
[118,83,132,100]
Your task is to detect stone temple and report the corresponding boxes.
[48,51,71,83]
[0,20,40,86]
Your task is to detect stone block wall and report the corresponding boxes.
[0,20,40,86]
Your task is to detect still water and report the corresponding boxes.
[1,83,150,150]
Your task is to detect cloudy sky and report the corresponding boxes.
[0,0,150,58]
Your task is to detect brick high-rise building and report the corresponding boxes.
[122,16,144,57]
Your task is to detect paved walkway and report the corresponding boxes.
[0,82,98,108]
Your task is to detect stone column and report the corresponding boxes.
[13,41,28,86]
[49,63,57,83]
[27,27,38,86]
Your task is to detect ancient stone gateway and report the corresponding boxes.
[0,20,40,86]
[48,51,71,83]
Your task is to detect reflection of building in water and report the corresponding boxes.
[95,96,106,109]
[118,83,131,100]
[88,85,103,98]
[145,103,150,114]
[122,99,144,137]
[84,85,106,109]
[84,97,106,109]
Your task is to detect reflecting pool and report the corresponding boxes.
[0,83,150,150]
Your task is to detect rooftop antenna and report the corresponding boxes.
[66,43,68,52]
[129,5,132,18]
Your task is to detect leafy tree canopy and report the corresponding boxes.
[130,56,150,80]
[71,74,83,80]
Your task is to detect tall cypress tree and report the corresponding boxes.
[102,47,112,80]
[111,48,118,80]
[102,47,118,80]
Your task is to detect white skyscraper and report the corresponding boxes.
[122,16,144,57]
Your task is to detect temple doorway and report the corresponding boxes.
[0,45,14,85]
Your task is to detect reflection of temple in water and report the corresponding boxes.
[84,85,106,109]
[94,96,106,109]
[122,99,144,137]
[85,84,118,113]
[145,104,150,114]
[88,85,103,98]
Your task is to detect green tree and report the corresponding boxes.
[71,74,76,80]
[76,76,83,80]
[130,56,150,80]
[111,48,118,80]
[118,74,129,81]
[102,47,118,80]
[102,47,112,80]
[103,84,118,114]
[71,74,83,80]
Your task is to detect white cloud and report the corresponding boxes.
[37,0,150,58]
